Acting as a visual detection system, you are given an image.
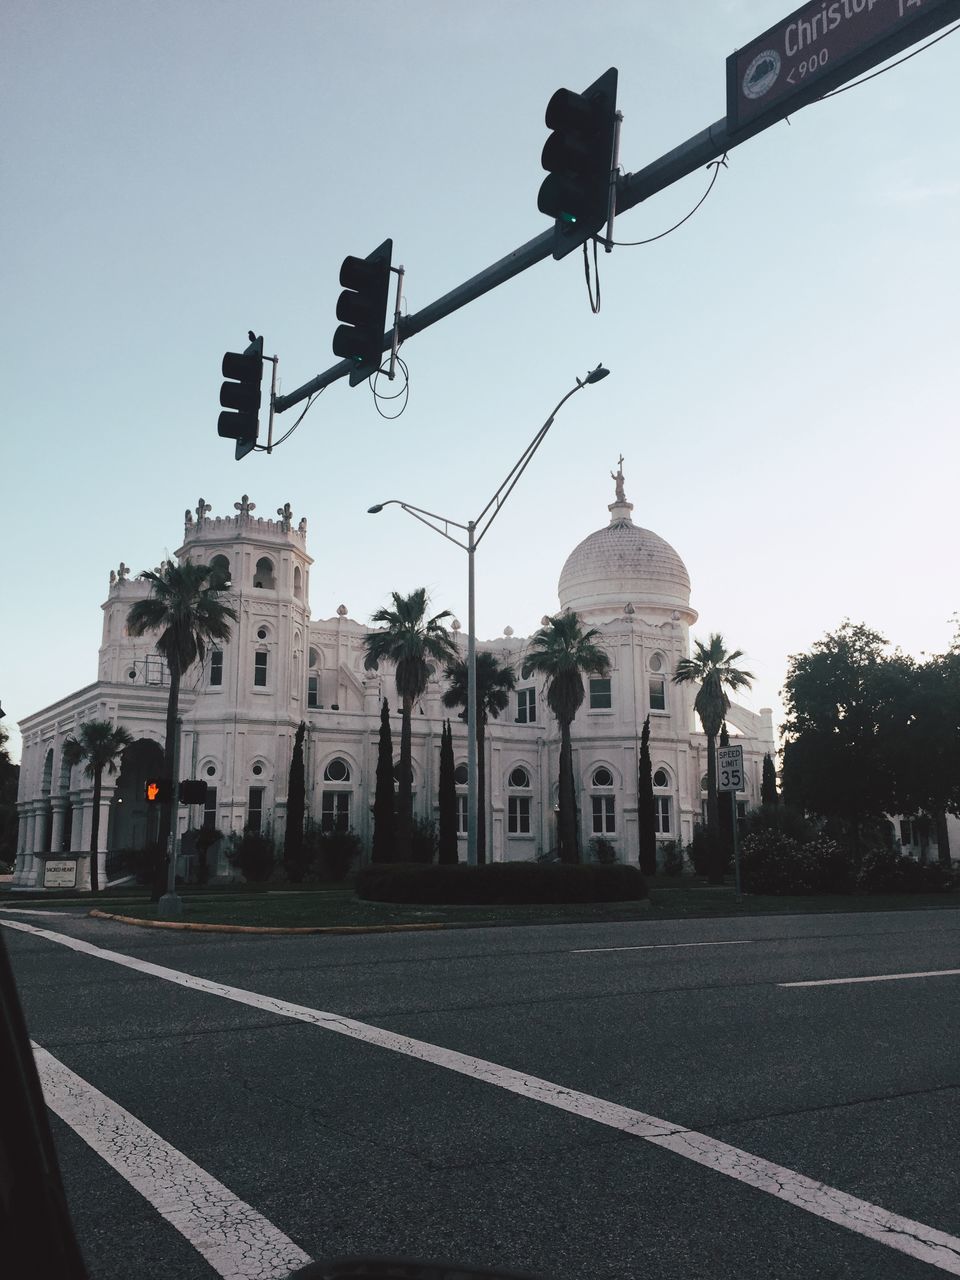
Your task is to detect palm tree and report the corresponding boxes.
[673,633,754,884]
[363,588,457,861]
[62,720,134,892]
[126,561,237,891]
[442,651,516,864]
[521,612,610,863]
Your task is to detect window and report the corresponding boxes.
[453,764,468,785]
[254,651,268,687]
[589,678,612,709]
[456,795,468,835]
[516,688,536,724]
[649,678,666,712]
[649,653,663,672]
[592,766,614,788]
[247,787,264,833]
[592,795,615,834]
[321,791,350,833]
[307,674,319,707]
[654,796,671,834]
[202,786,218,831]
[509,766,530,789]
[508,796,531,834]
[653,768,669,788]
[254,557,275,589]
[210,555,231,589]
[324,758,350,783]
[900,819,917,846]
[210,650,223,687]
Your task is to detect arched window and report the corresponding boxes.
[321,758,353,833]
[308,647,320,708]
[294,565,303,598]
[653,766,673,835]
[210,555,231,589]
[590,765,615,834]
[453,763,468,835]
[507,765,532,836]
[253,557,275,589]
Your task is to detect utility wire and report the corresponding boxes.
[818,20,959,100]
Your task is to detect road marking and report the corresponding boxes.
[32,1041,311,1279]
[571,939,754,954]
[0,907,86,916]
[781,968,960,987]
[5,917,960,1276]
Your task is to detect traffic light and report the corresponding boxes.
[178,780,208,805]
[218,334,264,460]
[538,67,618,260]
[145,778,173,804]
[332,239,393,386]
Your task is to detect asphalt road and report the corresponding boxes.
[2,906,959,1280]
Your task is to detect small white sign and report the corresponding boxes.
[44,859,78,889]
[717,745,744,793]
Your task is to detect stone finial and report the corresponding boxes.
[277,502,293,531]
[117,562,130,582]
[298,517,307,534]
[541,615,552,626]
[624,602,635,615]
[337,604,348,616]
[234,495,256,520]
[504,626,514,637]
[109,569,117,586]
[184,509,193,525]
[451,619,461,632]
[195,498,212,525]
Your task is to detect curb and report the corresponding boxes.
[87,909,446,936]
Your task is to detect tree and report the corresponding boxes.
[781,621,924,875]
[637,715,656,877]
[0,722,20,867]
[521,612,610,863]
[62,720,134,892]
[442,651,516,864]
[761,753,779,807]
[371,698,396,863]
[363,590,456,862]
[283,722,307,881]
[673,634,754,884]
[126,560,237,896]
[437,720,458,865]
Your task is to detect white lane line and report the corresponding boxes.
[571,939,754,954]
[0,907,86,916]
[33,1042,311,1280]
[781,968,960,988]
[6,918,960,1276]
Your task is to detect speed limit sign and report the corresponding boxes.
[717,744,744,792]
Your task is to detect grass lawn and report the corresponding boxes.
[4,877,957,931]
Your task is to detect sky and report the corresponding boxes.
[3,0,958,763]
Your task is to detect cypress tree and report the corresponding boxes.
[438,720,458,864]
[372,698,396,863]
[761,752,779,806]
[283,721,307,880]
[637,715,657,876]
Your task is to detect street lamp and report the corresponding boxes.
[368,364,610,866]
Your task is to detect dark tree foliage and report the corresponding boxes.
[371,698,396,863]
[761,753,779,806]
[437,720,458,865]
[283,722,307,880]
[62,720,134,893]
[781,622,915,869]
[637,716,657,876]
[0,724,20,866]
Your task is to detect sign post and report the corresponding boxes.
[718,745,745,903]
[727,0,960,138]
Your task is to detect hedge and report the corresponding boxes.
[356,861,649,905]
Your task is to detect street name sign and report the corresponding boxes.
[727,0,960,135]
[717,745,744,792]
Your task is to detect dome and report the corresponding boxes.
[558,493,695,622]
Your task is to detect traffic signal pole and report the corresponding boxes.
[272,115,732,415]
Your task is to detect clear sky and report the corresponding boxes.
[3,1,958,763]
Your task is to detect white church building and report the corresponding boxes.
[12,477,776,889]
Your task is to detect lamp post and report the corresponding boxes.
[369,364,609,867]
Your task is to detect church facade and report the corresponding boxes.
[12,480,776,889]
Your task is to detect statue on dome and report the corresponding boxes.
[611,455,626,503]
[277,502,293,531]
[234,495,256,521]
[195,498,211,525]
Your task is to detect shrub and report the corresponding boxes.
[356,861,648,906]
[408,817,438,865]
[741,804,816,844]
[688,825,712,877]
[587,836,618,865]
[858,850,957,894]
[739,830,852,895]
[317,829,363,882]
[227,831,275,883]
[660,840,685,877]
